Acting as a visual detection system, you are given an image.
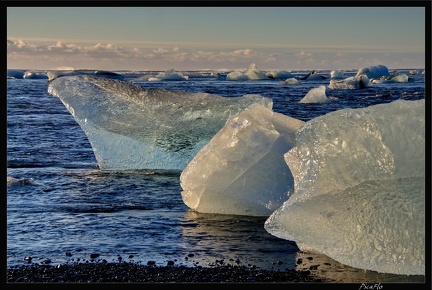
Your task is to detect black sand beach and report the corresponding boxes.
[7,261,324,283]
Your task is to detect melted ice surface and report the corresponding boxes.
[48,75,272,170]
[265,99,425,275]
[180,104,305,216]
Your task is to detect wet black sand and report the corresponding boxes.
[7,261,324,283]
[7,252,426,284]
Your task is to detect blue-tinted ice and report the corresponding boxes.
[48,75,272,170]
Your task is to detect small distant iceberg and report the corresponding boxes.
[48,75,271,170]
[180,103,305,216]
[7,176,35,187]
[23,71,48,79]
[388,73,410,83]
[328,75,370,90]
[7,69,26,79]
[226,63,269,81]
[279,78,302,85]
[147,69,188,81]
[371,72,411,83]
[355,64,390,79]
[299,85,329,103]
[47,69,125,82]
[300,70,327,80]
[267,70,295,80]
[330,69,344,79]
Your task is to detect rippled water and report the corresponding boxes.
[7,70,425,282]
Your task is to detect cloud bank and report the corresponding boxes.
[7,39,424,71]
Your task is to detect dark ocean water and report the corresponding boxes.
[7,69,426,282]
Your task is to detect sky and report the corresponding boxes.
[6,6,426,71]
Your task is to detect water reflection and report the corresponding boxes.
[179,210,299,270]
[180,210,425,282]
[295,251,425,283]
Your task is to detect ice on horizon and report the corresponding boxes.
[226,63,269,81]
[355,64,390,79]
[267,70,295,80]
[279,78,302,85]
[371,72,411,84]
[300,70,327,80]
[265,99,425,275]
[328,75,370,90]
[47,69,125,82]
[133,69,188,81]
[330,69,344,79]
[7,69,26,79]
[148,69,188,81]
[180,103,305,216]
[23,71,48,79]
[48,75,272,170]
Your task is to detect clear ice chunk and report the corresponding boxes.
[180,103,305,216]
[265,99,425,275]
[48,75,272,170]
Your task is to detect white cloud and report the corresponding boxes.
[264,53,278,63]
[152,47,169,54]
[231,49,257,57]
[296,50,312,58]
[48,41,79,53]
[8,39,40,51]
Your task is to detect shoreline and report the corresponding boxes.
[7,261,325,283]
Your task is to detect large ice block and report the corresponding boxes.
[48,75,272,170]
[180,103,305,216]
[265,99,425,275]
[265,177,425,275]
